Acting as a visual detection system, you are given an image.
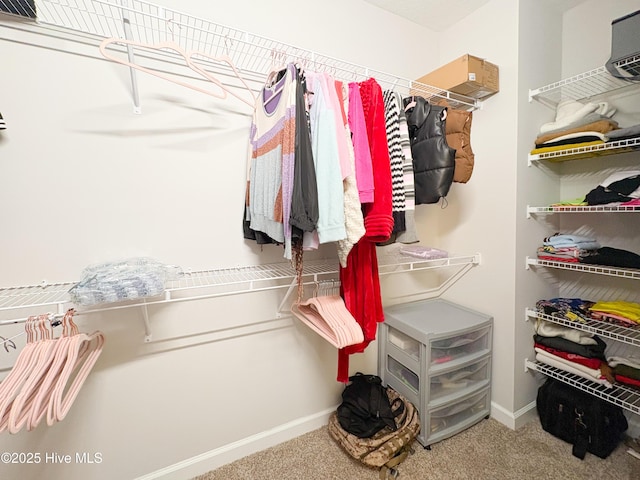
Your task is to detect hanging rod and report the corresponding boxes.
[15,0,479,110]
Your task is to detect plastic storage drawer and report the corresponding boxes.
[429,325,491,372]
[424,386,490,446]
[428,354,491,405]
[387,325,421,360]
[386,354,420,393]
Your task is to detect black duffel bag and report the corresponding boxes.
[536,378,628,459]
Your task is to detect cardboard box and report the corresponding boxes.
[415,54,499,100]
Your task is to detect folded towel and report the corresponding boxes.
[539,100,599,134]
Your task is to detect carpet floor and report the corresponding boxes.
[194,416,638,480]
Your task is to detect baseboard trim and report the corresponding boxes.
[490,400,537,430]
[134,407,337,480]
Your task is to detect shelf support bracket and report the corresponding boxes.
[140,301,152,342]
[276,278,299,318]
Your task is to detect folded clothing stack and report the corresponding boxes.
[584,171,640,205]
[531,100,618,154]
[530,99,640,155]
[537,233,600,262]
[608,355,640,388]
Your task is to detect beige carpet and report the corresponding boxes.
[194,417,638,480]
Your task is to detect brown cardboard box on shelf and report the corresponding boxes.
[415,54,499,101]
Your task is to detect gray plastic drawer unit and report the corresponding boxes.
[378,298,493,448]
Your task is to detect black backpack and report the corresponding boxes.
[337,373,403,438]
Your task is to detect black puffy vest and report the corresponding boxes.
[403,97,456,204]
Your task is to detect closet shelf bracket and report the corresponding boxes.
[140,301,152,342]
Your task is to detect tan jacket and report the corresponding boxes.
[446,109,474,183]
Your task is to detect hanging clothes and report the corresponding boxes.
[358,78,395,240]
[403,96,455,205]
[381,89,407,243]
[348,83,375,204]
[394,92,419,244]
[335,80,365,268]
[446,109,475,183]
[337,78,393,383]
[290,67,319,240]
[243,64,298,258]
[302,71,347,250]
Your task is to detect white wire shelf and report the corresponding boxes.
[526,308,640,348]
[527,136,640,164]
[527,204,640,216]
[377,251,480,275]
[528,55,640,107]
[0,253,479,323]
[2,0,480,111]
[525,360,640,416]
[526,257,640,280]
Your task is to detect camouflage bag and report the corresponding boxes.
[328,387,420,479]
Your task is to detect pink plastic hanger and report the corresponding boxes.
[99,38,256,108]
[290,281,363,348]
[186,51,257,108]
[27,309,82,430]
[0,315,52,432]
[47,317,104,425]
[7,314,59,433]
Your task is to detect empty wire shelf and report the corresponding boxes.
[528,55,640,107]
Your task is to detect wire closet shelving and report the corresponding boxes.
[526,257,640,280]
[524,360,640,416]
[526,205,640,216]
[528,54,640,106]
[0,1,483,340]
[525,296,640,416]
[527,309,640,348]
[527,55,640,165]
[4,0,480,111]
[0,253,481,340]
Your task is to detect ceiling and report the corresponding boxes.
[363,0,587,31]
[362,0,492,31]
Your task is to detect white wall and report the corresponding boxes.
[416,0,522,424]
[0,2,440,479]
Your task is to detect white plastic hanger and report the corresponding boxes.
[186,51,257,108]
[99,38,256,108]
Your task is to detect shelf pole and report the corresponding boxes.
[121,0,142,114]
